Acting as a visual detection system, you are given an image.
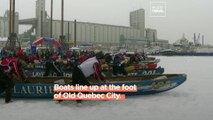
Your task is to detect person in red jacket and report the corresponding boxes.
[17,47,24,57]
[0,57,26,103]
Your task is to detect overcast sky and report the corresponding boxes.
[0,0,213,45]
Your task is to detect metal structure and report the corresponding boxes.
[59,0,69,50]
[5,0,20,51]
[4,0,168,50]
[50,0,53,38]
[74,19,77,47]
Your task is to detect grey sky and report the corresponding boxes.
[0,0,213,45]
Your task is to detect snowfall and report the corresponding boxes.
[1,56,213,120]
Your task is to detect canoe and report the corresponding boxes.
[0,74,187,98]
[24,66,164,78]
[139,59,160,64]
[104,67,164,76]
[102,63,158,71]
[124,63,157,72]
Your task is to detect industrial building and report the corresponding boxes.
[0,10,19,37]
[0,0,169,50]
[0,10,19,48]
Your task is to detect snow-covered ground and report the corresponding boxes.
[1,56,213,120]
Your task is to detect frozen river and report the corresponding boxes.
[1,56,213,120]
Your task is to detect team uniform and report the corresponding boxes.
[72,56,105,103]
[112,54,127,76]
[44,55,63,77]
[72,57,105,86]
[0,57,25,103]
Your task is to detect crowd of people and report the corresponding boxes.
[0,47,147,104]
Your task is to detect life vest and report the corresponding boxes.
[79,54,90,64]
[0,57,20,79]
[78,57,98,77]
[17,48,24,56]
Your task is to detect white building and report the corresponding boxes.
[49,9,148,49]
[36,0,46,37]
[18,0,168,50]
[50,20,142,48]
[0,10,19,37]
[130,8,145,37]
[146,28,157,42]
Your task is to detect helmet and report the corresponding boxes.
[96,51,104,59]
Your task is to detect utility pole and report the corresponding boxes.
[12,0,15,33]
[59,0,68,50]
[9,0,12,35]
[74,19,77,47]
[67,22,70,41]
[50,0,53,38]
[6,0,20,51]
[40,10,43,37]
[61,0,64,38]
[60,0,65,42]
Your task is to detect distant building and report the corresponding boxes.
[0,10,19,37]
[0,37,7,48]
[154,39,169,48]
[47,8,168,50]
[146,28,157,42]
[36,0,47,37]
[19,4,148,49]
[17,0,169,50]
[50,20,142,49]
[130,9,145,37]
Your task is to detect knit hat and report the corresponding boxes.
[96,51,104,59]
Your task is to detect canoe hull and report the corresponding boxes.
[0,74,187,98]
[24,67,164,78]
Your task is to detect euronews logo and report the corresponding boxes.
[150,2,166,17]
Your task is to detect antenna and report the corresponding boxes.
[202,35,204,46]
[194,33,196,44]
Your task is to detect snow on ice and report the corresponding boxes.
[1,56,213,120]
